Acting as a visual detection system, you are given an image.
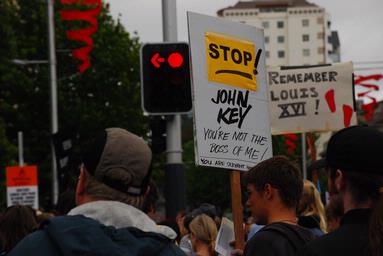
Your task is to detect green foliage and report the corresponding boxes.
[0,0,147,209]
[183,139,231,212]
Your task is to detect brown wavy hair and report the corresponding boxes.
[0,205,38,252]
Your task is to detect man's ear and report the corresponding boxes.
[75,166,87,205]
[263,183,273,200]
[334,169,344,192]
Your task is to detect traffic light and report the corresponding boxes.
[141,42,192,115]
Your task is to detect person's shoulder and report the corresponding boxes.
[8,230,58,256]
[262,222,315,239]
[125,227,185,256]
[298,228,348,256]
[244,230,276,256]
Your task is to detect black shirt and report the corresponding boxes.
[244,222,316,256]
[299,208,371,256]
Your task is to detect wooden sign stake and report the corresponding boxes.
[230,170,245,250]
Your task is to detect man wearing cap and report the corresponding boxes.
[299,126,383,256]
[9,128,185,256]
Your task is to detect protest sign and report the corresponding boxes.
[6,166,39,209]
[187,12,272,172]
[268,62,357,134]
[215,217,235,256]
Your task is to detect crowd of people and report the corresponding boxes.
[0,125,382,256]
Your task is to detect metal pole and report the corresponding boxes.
[301,133,307,180]
[162,0,185,219]
[18,131,24,166]
[162,0,181,164]
[47,0,59,205]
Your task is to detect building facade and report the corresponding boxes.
[217,0,339,66]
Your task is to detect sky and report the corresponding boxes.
[104,0,383,102]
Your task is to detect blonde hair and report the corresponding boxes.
[189,214,218,256]
[299,180,327,232]
[84,170,146,210]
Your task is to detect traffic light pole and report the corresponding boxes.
[162,0,186,219]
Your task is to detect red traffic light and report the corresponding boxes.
[141,42,192,114]
[151,53,165,68]
[168,52,183,68]
[150,52,184,69]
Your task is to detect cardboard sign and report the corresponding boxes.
[188,12,272,171]
[6,166,39,209]
[268,62,357,134]
[206,32,259,91]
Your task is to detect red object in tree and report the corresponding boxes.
[362,97,378,121]
[306,133,316,161]
[284,134,298,155]
[354,74,382,121]
[60,0,102,73]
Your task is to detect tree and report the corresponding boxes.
[0,0,146,209]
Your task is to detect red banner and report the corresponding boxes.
[60,0,102,73]
[354,74,383,121]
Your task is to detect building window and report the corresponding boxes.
[328,35,332,43]
[302,19,309,27]
[303,49,310,56]
[317,32,324,39]
[265,51,270,58]
[262,21,269,29]
[277,36,285,43]
[317,17,324,24]
[265,36,270,43]
[318,47,325,54]
[278,51,285,58]
[302,34,310,42]
[277,21,284,28]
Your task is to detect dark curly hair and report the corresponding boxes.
[244,155,303,209]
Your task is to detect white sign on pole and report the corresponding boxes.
[187,12,272,171]
[268,62,357,134]
[6,166,39,209]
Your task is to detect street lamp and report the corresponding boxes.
[11,0,59,207]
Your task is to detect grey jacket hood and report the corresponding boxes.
[68,200,177,240]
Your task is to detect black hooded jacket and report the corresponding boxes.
[244,222,316,256]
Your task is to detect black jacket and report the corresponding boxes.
[298,215,325,237]
[8,215,185,256]
[299,208,371,256]
[244,222,316,256]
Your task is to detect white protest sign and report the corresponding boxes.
[6,166,39,209]
[268,62,357,134]
[188,12,272,171]
[215,217,235,256]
